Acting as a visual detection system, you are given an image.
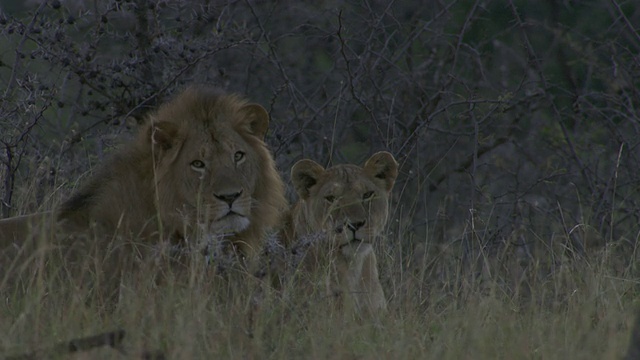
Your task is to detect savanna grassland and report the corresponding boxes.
[0,196,637,359]
[1,1,640,359]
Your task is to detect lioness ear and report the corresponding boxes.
[291,159,325,200]
[363,151,399,193]
[239,103,269,140]
[148,120,180,150]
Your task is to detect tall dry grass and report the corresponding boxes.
[0,179,637,360]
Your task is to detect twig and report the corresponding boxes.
[5,330,125,360]
[609,143,624,242]
[3,2,47,98]
[610,0,640,46]
[507,0,596,196]
[336,10,377,125]
[624,309,640,360]
[449,0,480,74]
[4,330,166,360]
[1,142,14,218]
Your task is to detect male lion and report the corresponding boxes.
[1,86,287,274]
[279,151,398,315]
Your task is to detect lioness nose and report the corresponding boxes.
[347,220,366,231]
[215,190,242,205]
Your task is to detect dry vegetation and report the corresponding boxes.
[1,0,639,358]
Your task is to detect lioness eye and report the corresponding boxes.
[234,151,245,163]
[325,195,336,203]
[191,160,205,169]
[363,191,375,200]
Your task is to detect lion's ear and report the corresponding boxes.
[148,120,180,150]
[363,151,398,193]
[291,159,325,200]
[239,103,269,140]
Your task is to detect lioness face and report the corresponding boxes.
[309,168,389,245]
[148,98,271,237]
[292,152,399,247]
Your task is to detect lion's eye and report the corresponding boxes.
[363,191,375,200]
[234,151,245,163]
[324,195,336,203]
[191,160,205,169]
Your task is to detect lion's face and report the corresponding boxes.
[168,122,261,235]
[140,88,285,246]
[291,152,398,247]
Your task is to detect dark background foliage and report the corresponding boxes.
[1,0,639,272]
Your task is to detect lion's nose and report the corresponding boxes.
[347,220,366,232]
[215,190,242,205]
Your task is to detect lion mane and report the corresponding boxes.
[55,85,287,264]
[280,151,399,315]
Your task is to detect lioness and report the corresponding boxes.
[1,86,287,273]
[280,151,398,315]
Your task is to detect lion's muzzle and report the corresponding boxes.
[206,189,251,234]
[214,190,243,205]
[333,219,371,246]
